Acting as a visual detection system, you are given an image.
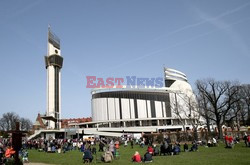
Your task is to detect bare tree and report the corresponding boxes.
[0,112,20,131]
[171,91,203,140]
[240,84,250,125]
[227,98,243,131]
[225,85,249,129]
[20,117,33,131]
[0,118,6,131]
[0,112,33,131]
[195,79,240,139]
[196,89,213,134]
[186,95,204,141]
[171,92,187,132]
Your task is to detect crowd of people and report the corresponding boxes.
[0,138,29,164]
[0,132,250,164]
[131,137,200,163]
[224,133,250,149]
[243,132,250,147]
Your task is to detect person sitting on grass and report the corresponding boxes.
[153,145,159,156]
[226,135,234,149]
[234,136,240,144]
[172,144,180,155]
[184,143,188,152]
[115,140,120,150]
[248,135,250,147]
[160,142,167,156]
[108,142,115,158]
[143,151,153,163]
[5,145,15,159]
[207,139,212,147]
[224,134,229,148]
[190,141,198,152]
[0,144,4,164]
[124,139,128,147]
[167,143,173,155]
[63,143,68,153]
[147,146,154,155]
[91,146,96,155]
[140,140,145,148]
[99,141,105,152]
[83,147,93,163]
[132,151,141,163]
[102,150,114,163]
[212,137,217,147]
[51,145,56,153]
[22,149,29,163]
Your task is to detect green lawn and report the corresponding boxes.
[29,143,250,165]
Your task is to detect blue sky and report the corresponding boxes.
[0,0,250,121]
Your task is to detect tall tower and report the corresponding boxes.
[44,27,63,129]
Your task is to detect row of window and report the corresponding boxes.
[93,91,170,101]
[93,91,172,120]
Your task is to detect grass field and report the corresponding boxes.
[29,143,250,165]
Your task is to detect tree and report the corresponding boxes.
[240,84,250,125]
[196,89,213,134]
[0,112,33,131]
[0,112,20,131]
[226,96,243,130]
[171,91,203,141]
[0,118,6,131]
[171,92,187,133]
[195,79,240,139]
[20,117,33,131]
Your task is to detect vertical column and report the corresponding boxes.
[58,70,62,128]
[157,120,160,126]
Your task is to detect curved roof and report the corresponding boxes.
[164,67,187,82]
[91,86,183,95]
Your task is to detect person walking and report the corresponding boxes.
[243,132,248,147]
[130,139,134,149]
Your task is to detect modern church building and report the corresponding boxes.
[29,29,202,139]
[76,68,201,137]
